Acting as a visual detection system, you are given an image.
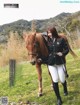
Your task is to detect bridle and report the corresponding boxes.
[28,52,38,56]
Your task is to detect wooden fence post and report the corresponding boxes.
[9,59,16,87]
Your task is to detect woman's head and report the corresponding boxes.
[47,27,59,38]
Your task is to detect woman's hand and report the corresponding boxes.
[37,58,42,63]
[56,52,63,56]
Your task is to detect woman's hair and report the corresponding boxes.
[47,27,59,38]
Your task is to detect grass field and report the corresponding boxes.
[0,50,80,105]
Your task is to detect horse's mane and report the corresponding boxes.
[59,34,77,58]
[36,33,49,57]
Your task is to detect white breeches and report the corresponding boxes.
[48,64,66,83]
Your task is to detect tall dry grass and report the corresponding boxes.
[0,31,28,67]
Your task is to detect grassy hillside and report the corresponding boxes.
[0,50,80,105]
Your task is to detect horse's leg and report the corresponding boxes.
[36,63,42,97]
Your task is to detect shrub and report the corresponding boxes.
[0,31,28,67]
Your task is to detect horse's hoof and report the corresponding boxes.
[38,93,43,97]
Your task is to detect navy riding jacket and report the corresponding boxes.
[47,37,69,65]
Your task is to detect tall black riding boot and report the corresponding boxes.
[62,81,68,96]
[53,82,62,105]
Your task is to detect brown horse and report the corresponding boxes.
[23,32,77,96]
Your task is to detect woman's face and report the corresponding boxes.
[48,30,52,38]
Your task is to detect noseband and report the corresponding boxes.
[28,52,37,56]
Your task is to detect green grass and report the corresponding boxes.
[0,50,80,105]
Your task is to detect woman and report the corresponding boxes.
[47,27,69,105]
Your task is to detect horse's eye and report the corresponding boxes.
[34,43,37,47]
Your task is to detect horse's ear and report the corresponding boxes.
[34,32,36,37]
[23,34,26,39]
[23,32,28,41]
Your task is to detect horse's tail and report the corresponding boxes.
[67,41,78,58]
[59,34,78,58]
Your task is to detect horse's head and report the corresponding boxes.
[23,32,40,65]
